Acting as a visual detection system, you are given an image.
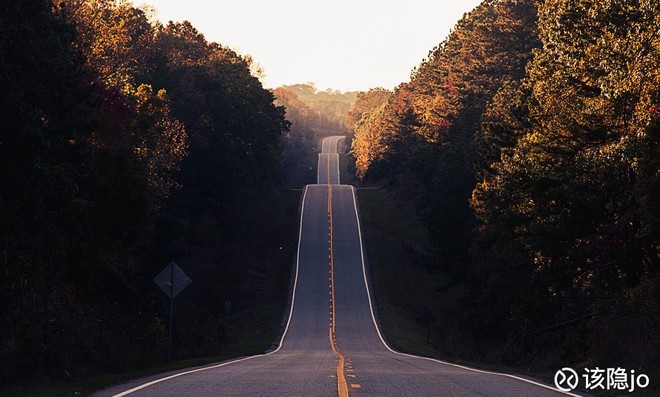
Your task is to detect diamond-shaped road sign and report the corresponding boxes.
[154,261,191,299]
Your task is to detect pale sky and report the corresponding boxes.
[137,0,484,92]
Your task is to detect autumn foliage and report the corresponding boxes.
[275,83,356,186]
[1,0,287,382]
[346,0,659,370]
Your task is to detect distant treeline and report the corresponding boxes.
[275,83,356,186]
[346,0,659,370]
[1,0,288,382]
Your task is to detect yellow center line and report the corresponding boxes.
[330,327,348,397]
[327,150,349,397]
[329,183,335,335]
[327,151,332,185]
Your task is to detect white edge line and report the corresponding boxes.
[336,136,345,184]
[111,186,310,397]
[335,152,340,185]
[319,136,331,184]
[334,135,341,185]
[328,136,344,185]
[347,186,583,397]
[319,136,344,185]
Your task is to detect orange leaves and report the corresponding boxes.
[53,0,191,209]
[343,88,393,181]
[345,88,391,133]
[57,0,155,89]
[348,0,540,184]
[472,0,660,313]
[133,84,189,206]
[531,0,660,149]
[649,105,659,118]
[409,89,458,143]
[350,102,391,181]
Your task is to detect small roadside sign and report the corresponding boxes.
[154,261,191,299]
[153,261,191,362]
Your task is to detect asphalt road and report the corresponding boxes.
[97,136,578,396]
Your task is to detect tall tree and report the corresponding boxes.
[471,0,660,365]
[1,0,289,382]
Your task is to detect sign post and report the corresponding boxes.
[154,261,191,362]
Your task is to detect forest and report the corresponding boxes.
[275,83,356,186]
[3,0,659,391]
[347,0,658,373]
[1,0,291,385]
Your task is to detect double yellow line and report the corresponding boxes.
[327,154,349,397]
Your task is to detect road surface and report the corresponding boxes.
[97,136,578,396]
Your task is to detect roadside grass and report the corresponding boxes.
[355,186,577,389]
[0,189,301,397]
[356,187,529,371]
[226,188,302,353]
[356,186,660,397]
[356,187,550,371]
[356,187,468,357]
[283,147,318,188]
[338,153,357,186]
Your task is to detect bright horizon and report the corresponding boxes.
[137,0,484,92]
